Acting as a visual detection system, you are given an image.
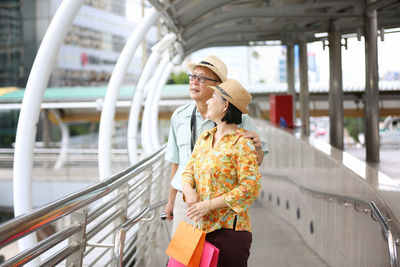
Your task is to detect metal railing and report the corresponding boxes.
[370,202,399,267]
[114,201,168,267]
[0,145,169,266]
[264,172,399,267]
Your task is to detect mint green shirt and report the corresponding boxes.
[165,101,268,191]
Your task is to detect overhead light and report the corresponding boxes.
[314,32,328,38]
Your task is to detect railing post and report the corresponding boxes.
[66,210,88,267]
[117,184,130,224]
[112,184,129,264]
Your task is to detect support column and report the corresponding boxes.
[299,40,310,135]
[364,2,380,162]
[328,29,344,150]
[286,43,296,126]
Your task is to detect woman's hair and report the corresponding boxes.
[221,96,242,124]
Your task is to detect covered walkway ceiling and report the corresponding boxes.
[150,0,400,54]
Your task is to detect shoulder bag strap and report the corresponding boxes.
[190,105,197,152]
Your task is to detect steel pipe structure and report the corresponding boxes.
[50,109,70,170]
[286,43,296,126]
[299,40,310,136]
[141,54,170,156]
[127,33,177,164]
[12,0,84,258]
[364,0,380,162]
[98,8,160,180]
[328,29,344,150]
[150,61,174,150]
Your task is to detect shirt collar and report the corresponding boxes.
[202,127,244,143]
[186,101,213,124]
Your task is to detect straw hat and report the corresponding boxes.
[207,79,252,114]
[187,55,228,82]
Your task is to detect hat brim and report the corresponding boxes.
[187,62,227,82]
[207,85,249,114]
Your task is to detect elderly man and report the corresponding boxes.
[165,55,268,235]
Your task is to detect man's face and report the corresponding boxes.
[189,66,221,103]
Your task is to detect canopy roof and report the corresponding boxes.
[149,0,400,54]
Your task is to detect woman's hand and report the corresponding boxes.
[182,183,199,207]
[187,200,211,221]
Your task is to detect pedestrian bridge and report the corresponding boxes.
[0,120,399,266]
[1,0,400,266]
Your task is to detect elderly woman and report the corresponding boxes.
[182,79,261,267]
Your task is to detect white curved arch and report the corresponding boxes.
[50,110,70,170]
[127,33,177,164]
[141,53,170,156]
[98,8,159,180]
[12,0,84,258]
[148,42,184,151]
[127,51,161,164]
[150,61,174,150]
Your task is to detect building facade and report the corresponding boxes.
[0,0,156,87]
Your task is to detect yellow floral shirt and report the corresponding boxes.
[182,127,261,233]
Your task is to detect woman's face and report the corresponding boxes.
[206,92,228,121]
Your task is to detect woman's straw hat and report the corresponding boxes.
[187,55,228,82]
[207,79,252,114]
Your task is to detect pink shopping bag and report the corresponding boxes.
[167,257,185,267]
[200,241,219,267]
[167,241,219,267]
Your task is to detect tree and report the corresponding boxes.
[167,71,189,84]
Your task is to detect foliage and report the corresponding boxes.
[167,71,189,84]
[69,123,96,136]
[0,110,19,147]
[344,117,363,142]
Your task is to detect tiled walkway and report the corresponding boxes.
[249,200,328,267]
[152,199,328,267]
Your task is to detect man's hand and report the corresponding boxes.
[164,200,174,221]
[242,130,261,150]
[242,130,264,165]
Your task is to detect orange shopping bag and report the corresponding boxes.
[166,221,206,267]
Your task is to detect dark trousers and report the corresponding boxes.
[205,228,252,267]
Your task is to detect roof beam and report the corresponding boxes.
[178,0,236,25]
[184,19,329,49]
[183,8,362,39]
[367,0,399,11]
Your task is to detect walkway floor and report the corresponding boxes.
[150,199,328,267]
[345,145,400,180]
[249,200,328,267]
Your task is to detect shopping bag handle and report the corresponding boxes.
[183,219,201,231]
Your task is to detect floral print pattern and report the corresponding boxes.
[182,127,261,233]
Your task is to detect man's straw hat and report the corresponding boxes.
[207,79,252,114]
[187,55,228,82]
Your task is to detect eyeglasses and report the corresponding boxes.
[188,74,219,83]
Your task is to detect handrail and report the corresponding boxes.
[0,145,167,266]
[263,171,399,267]
[114,200,167,267]
[0,145,166,248]
[263,172,372,206]
[370,202,399,267]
